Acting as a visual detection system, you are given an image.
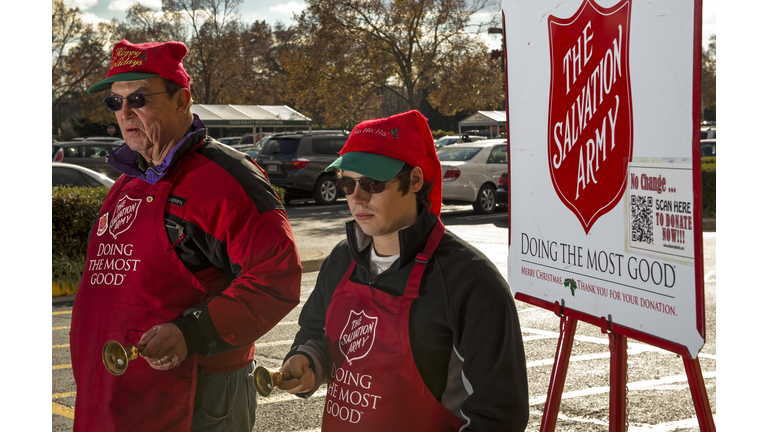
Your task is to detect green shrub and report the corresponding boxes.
[52,186,110,258]
[432,130,454,140]
[52,186,109,287]
[701,157,716,218]
[272,186,286,205]
[53,253,86,287]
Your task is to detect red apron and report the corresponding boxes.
[70,173,209,432]
[323,220,465,431]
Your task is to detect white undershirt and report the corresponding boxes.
[369,246,400,277]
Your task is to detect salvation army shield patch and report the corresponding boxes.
[109,195,142,239]
[96,212,109,237]
[339,310,378,365]
[547,0,633,233]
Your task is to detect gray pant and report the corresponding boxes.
[192,361,258,432]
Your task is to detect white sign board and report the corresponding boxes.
[503,0,704,357]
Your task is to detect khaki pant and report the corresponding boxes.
[192,361,258,432]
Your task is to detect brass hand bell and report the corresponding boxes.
[253,366,293,397]
[102,340,143,376]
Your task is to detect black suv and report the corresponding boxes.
[255,131,349,204]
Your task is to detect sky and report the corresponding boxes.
[66,0,307,29]
[65,0,716,50]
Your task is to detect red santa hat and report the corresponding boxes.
[88,40,190,94]
[326,110,442,216]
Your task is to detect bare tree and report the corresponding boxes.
[426,37,504,116]
[161,0,248,103]
[287,0,499,116]
[701,34,716,122]
[121,3,188,42]
[52,0,116,113]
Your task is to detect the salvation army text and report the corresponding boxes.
[551,21,625,200]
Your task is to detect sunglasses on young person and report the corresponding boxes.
[336,170,410,195]
[103,91,168,111]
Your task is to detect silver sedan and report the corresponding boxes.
[53,162,116,188]
[438,140,507,214]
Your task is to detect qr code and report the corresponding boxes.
[631,195,653,244]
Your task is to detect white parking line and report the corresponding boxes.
[528,371,717,405]
[259,387,328,405]
[254,340,293,348]
[529,409,609,426]
[628,415,717,431]
[520,327,717,360]
[705,270,716,283]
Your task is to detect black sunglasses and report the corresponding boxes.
[336,171,410,195]
[103,91,168,111]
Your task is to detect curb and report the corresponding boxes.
[298,249,327,273]
[702,218,716,231]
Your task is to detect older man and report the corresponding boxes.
[277,110,529,431]
[69,40,302,432]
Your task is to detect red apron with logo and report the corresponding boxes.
[70,173,209,432]
[322,220,465,431]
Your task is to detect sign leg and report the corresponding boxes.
[609,333,628,432]
[540,314,577,432]
[683,356,716,431]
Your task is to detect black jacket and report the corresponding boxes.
[286,208,529,431]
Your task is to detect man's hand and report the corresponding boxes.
[278,354,316,394]
[137,323,188,371]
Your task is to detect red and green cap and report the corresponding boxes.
[87,40,191,94]
[326,110,442,216]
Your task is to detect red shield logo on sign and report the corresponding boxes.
[548,0,633,233]
[109,195,142,239]
[338,310,378,365]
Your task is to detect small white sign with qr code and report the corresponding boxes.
[626,162,694,260]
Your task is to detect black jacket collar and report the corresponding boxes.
[345,206,438,271]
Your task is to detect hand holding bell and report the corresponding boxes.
[102,340,144,376]
[253,366,293,397]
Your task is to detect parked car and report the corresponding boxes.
[74,136,124,142]
[256,134,277,148]
[438,140,508,214]
[242,147,261,159]
[53,143,64,162]
[700,126,716,140]
[496,172,509,210]
[53,162,115,188]
[462,129,495,138]
[255,131,350,204]
[219,137,241,146]
[701,139,716,157]
[238,134,258,146]
[54,141,124,180]
[434,135,485,150]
